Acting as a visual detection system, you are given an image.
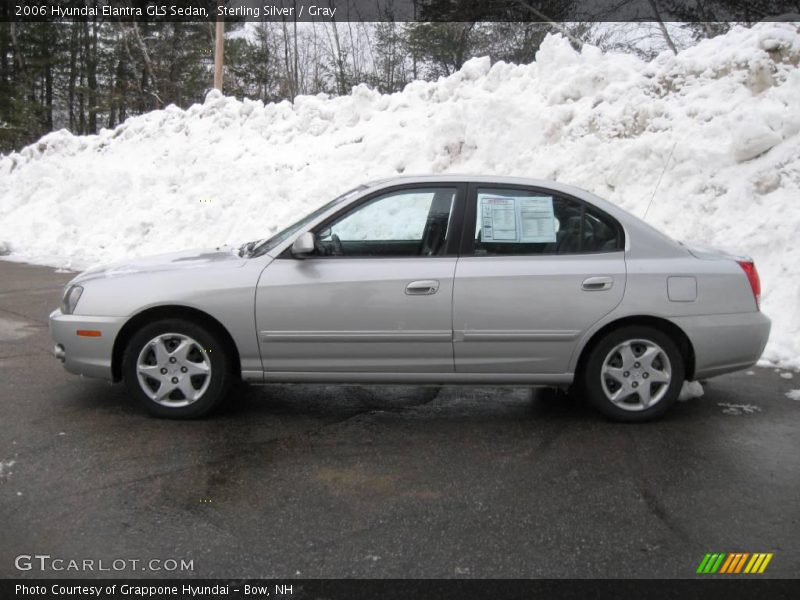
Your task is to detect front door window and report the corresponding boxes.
[314,187,458,257]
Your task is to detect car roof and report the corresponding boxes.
[362,174,607,203]
[364,173,574,188]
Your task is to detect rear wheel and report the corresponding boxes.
[122,318,232,419]
[583,326,684,422]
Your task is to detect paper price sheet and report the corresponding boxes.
[480,194,557,243]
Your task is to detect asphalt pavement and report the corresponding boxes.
[1,260,799,579]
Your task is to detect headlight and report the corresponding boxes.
[61,285,83,315]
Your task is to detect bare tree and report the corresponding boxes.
[648,0,678,54]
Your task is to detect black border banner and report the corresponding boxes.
[3,579,800,600]
[4,0,800,23]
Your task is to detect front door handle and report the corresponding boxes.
[405,280,440,295]
[582,276,613,291]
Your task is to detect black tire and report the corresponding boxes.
[122,318,233,419]
[582,325,684,423]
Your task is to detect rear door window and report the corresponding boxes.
[470,187,623,255]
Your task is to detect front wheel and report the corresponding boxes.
[122,318,233,419]
[583,326,684,422]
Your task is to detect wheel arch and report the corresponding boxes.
[111,305,242,382]
[574,315,696,383]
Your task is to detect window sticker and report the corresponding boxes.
[481,197,517,241]
[479,194,556,243]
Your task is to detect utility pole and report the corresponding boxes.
[214,1,225,90]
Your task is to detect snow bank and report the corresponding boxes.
[1,23,799,367]
[678,380,704,402]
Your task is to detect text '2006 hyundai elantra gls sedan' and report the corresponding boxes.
[50,175,770,422]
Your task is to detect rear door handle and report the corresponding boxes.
[405,280,440,295]
[581,276,613,291]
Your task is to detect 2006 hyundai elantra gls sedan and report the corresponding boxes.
[50,175,770,422]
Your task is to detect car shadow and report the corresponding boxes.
[60,378,704,427]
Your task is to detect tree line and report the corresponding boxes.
[0,5,751,153]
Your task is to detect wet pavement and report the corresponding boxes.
[1,260,798,578]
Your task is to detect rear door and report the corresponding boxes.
[452,184,627,374]
[256,184,466,374]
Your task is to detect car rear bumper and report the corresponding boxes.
[671,311,771,380]
[49,309,126,381]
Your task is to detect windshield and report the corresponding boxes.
[239,185,367,258]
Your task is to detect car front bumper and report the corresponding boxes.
[672,311,772,380]
[49,309,127,381]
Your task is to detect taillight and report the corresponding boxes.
[737,260,761,310]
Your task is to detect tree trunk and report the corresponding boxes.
[43,25,53,131]
[329,21,347,95]
[68,24,78,130]
[87,19,98,133]
[648,0,678,55]
[78,21,86,133]
[293,1,298,95]
[214,9,224,91]
[411,0,418,79]
[169,23,182,103]
[281,16,294,99]
[130,22,161,108]
[116,49,127,124]
[108,60,117,129]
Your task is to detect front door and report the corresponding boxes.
[256,185,464,374]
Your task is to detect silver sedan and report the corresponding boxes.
[50,175,770,421]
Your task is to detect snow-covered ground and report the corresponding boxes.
[1,23,799,368]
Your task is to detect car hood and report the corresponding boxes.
[70,246,247,285]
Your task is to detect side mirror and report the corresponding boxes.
[291,232,315,257]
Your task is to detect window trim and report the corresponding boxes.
[279,182,468,260]
[460,183,625,257]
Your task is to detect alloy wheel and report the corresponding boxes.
[136,333,211,407]
[600,338,672,411]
